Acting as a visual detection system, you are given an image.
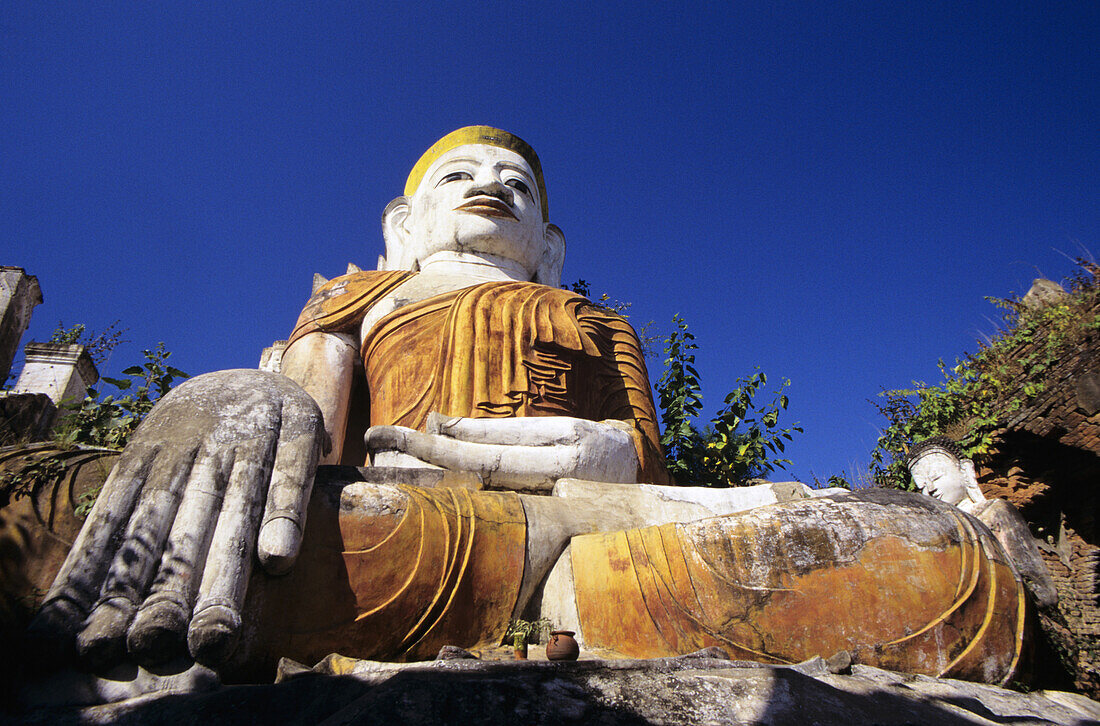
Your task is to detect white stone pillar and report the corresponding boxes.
[13,342,99,406]
[259,340,288,373]
[0,266,43,383]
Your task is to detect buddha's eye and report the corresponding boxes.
[439,171,472,185]
[506,178,531,196]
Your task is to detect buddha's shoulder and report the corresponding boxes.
[307,269,416,307]
[290,270,416,341]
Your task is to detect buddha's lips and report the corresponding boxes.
[455,197,517,220]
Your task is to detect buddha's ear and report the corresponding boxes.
[379,196,419,271]
[960,459,986,502]
[534,223,565,287]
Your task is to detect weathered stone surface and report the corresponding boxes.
[31,370,325,675]
[972,498,1059,607]
[10,655,1100,725]
[1022,278,1070,310]
[550,478,815,529]
[0,392,56,444]
[0,266,42,384]
[22,128,1052,697]
[0,444,118,626]
[567,489,1028,684]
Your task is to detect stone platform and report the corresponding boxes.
[11,651,1100,725]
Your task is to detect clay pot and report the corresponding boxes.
[513,632,528,659]
[545,630,579,661]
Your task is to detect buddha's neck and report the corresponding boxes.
[417,251,532,283]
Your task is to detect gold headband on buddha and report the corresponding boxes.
[404,126,549,221]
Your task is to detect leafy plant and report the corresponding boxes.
[655,315,802,486]
[869,260,1099,488]
[0,445,117,514]
[0,454,65,508]
[503,618,551,646]
[55,342,188,450]
[49,320,128,366]
[699,371,801,486]
[566,279,659,358]
[656,315,706,482]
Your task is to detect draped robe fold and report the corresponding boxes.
[287,271,667,484]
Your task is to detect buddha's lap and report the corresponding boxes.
[236,485,1023,684]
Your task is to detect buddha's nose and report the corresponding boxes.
[465,179,514,206]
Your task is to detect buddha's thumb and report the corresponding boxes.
[257,517,302,575]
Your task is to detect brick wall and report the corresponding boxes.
[973,289,1100,696]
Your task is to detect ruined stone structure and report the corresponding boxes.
[0,270,99,444]
[0,266,42,385]
[973,278,1100,696]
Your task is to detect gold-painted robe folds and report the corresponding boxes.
[570,489,1027,684]
[288,271,667,484]
[242,483,527,677]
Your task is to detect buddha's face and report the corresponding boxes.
[402,143,546,276]
[909,449,970,506]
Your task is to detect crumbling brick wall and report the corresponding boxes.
[974,290,1100,696]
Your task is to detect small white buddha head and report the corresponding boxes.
[380,126,565,287]
[906,437,986,509]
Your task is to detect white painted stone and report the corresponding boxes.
[258,340,287,373]
[539,544,583,645]
[378,143,564,288]
[908,447,986,510]
[366,417,639,491]
[551,479,816,527]
[13,342,98,406]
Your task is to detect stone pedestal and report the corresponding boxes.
[0,266,43,384]
[12,343,99,408]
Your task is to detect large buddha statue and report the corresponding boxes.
[31,128,1035,687]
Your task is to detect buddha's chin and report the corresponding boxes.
[435,230,539,264]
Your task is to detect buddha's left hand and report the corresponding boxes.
[365,414,639,491]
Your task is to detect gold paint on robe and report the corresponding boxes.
[251,483,526,670]
[288,271,667,484]
[570,490,1026,685]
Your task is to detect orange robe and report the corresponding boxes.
[288,270,668,484]
[570,489,1027,684]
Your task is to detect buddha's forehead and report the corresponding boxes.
[414,144,536,192]
[911,450,957,472]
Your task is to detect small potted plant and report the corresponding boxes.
[503,618,550,660]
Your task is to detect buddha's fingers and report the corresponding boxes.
[188,435,276,666]
[257,400,325,575]
[425,412,627,447]
[76,448,197,670]
[30,448,157,648]
[126,449,232,666]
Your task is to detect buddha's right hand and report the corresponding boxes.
[29,369,325,670]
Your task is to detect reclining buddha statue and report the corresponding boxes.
[31,127,1036,687]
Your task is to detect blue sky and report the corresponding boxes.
[4,2,1097,484]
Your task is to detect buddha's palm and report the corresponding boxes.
[31,370,324,669]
